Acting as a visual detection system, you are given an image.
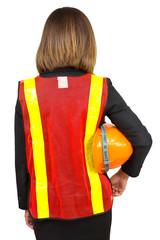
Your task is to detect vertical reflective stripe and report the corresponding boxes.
[84,74,104,214]
[24,78,49,218]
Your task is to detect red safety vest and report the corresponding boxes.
[19,72,113,220]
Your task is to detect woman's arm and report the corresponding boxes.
[105,78,153,177]
[14,82,29,209]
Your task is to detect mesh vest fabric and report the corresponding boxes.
[19,73,113,220]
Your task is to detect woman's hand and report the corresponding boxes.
[25,210,34,230]
[110,168,129,197]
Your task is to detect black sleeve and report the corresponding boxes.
[14,81,29,209]
[105,78,153,177]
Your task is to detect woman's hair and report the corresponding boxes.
[36,7,97,74]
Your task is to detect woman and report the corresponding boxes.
[14,7,152,240]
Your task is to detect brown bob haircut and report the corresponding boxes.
[36,7,97,74]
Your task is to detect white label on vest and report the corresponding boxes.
[57,76,68,88]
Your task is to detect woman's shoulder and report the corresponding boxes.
[93,73,112,85]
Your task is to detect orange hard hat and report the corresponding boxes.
[92,123,133,173]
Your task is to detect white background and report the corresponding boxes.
[0,0,159,239]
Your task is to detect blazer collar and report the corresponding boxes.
[40,67,88,78]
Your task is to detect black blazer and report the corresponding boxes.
[14,66,152,210]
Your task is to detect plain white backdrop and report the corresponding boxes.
[0,0,159,239]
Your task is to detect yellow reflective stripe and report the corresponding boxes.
[84,74,104,214]
[24,78,49,218]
